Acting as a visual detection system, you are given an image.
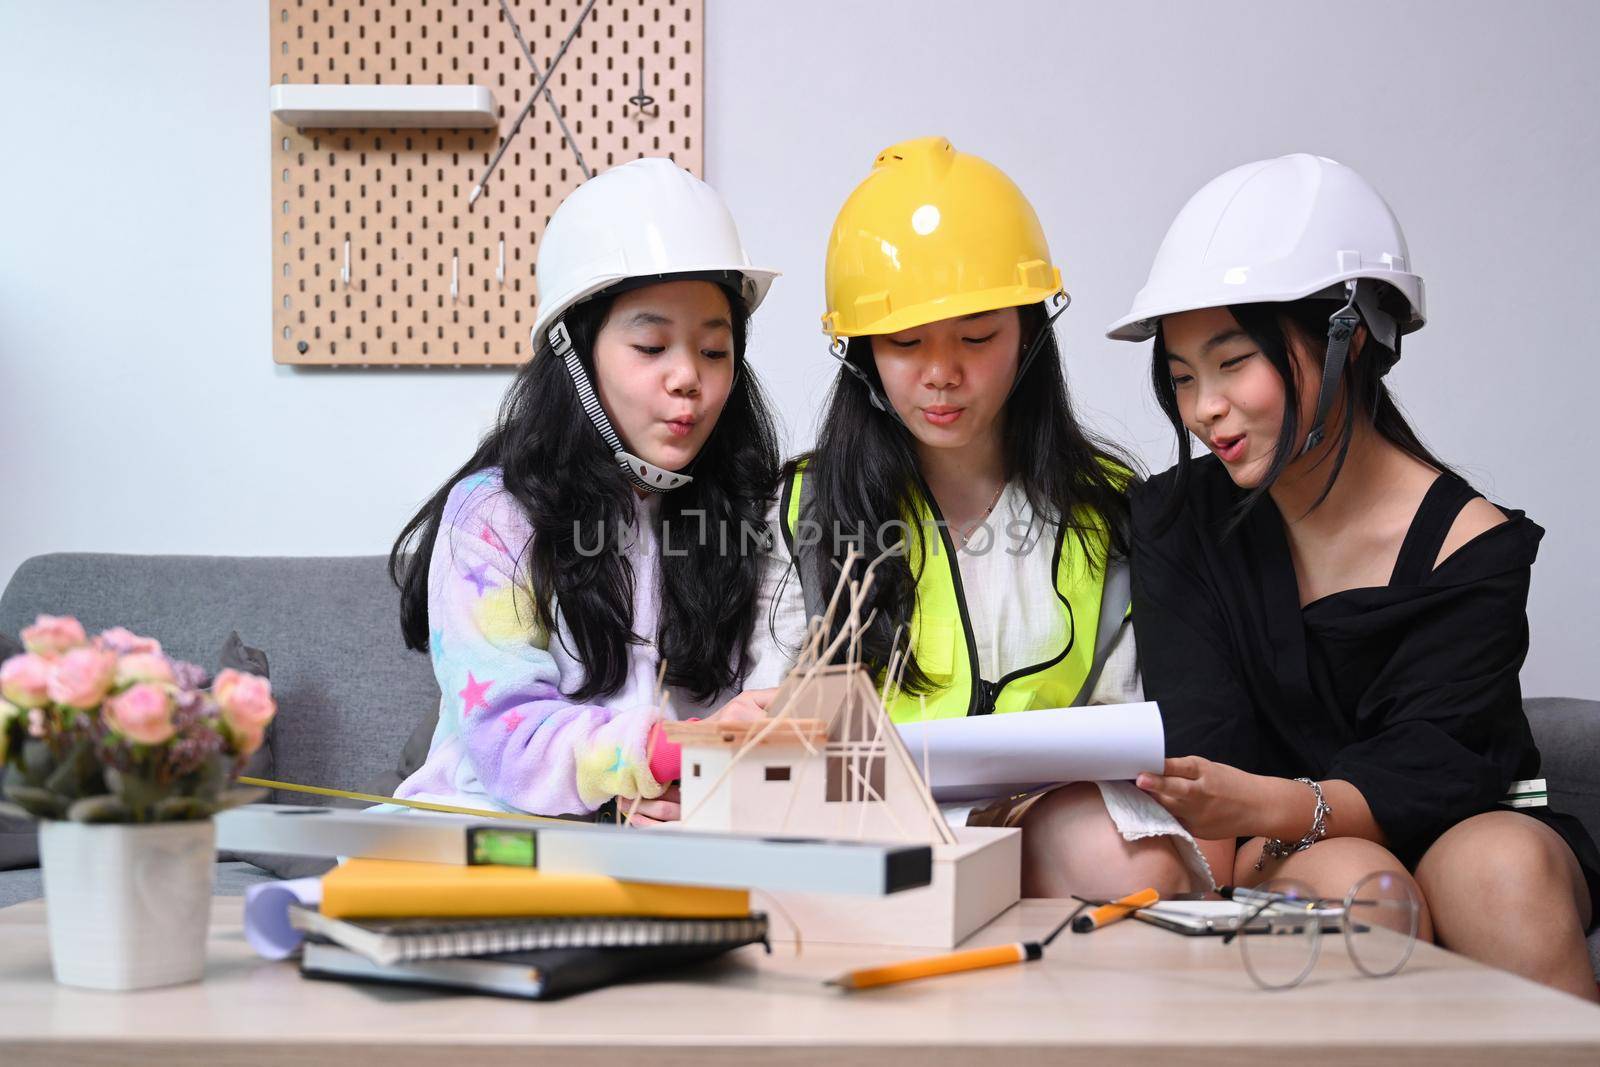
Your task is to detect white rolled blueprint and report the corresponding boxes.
[243,876,323,960]
[895,701,1166,802]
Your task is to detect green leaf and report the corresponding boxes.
[66,795,131,823]
[42,738,100,798]
[0,711,20,767]
[17,739,56,784]
[0,798,36,823]
[106,767,164,821]
[192,753,226,798]
[2,782,67,819]
[152,796,210,822]
[213,787,267,812]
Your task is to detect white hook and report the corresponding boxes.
[451,254,460,303]
[341,239,351,288]
[496,239,506,287]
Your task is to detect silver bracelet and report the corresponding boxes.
[1255,778,1331,872]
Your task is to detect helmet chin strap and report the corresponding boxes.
[1300,279,1398,456]
[827,289,1073,427]
[1002,289,1072,405]
[827,335,903,425]
[547,321,693,494]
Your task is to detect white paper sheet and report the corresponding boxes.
[895,701,1166,802]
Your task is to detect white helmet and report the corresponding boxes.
[1106,153,1424,343]
[1108,153,1425,454]
[530,157,779,347]
[528,158,779,493]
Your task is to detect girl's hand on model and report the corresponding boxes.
[625,783,681,826]
[1135,755,1275,840]
[628,689,775,827]
[708,687,777,723]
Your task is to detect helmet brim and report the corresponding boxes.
[1105,270,1425,342]
[824,283,1060,338]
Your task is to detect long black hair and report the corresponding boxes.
[1150,289,1451,534]
[391,282,780,703]
[787,301,1139,694]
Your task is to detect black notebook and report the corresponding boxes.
[289,905,769,966]
[300,937,763,1001]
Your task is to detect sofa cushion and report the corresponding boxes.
[0,818,34,873]
[361,704,438,800]
[1524,697,1600,836]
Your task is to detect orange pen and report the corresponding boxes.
[827,941,1043,991]
[1070,887,1161,933]
[825,890,1160,992]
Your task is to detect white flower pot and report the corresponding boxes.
[37,819,215,990]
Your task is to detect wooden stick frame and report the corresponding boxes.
[675,545,955,845]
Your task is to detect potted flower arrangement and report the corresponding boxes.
[0,615,276,990]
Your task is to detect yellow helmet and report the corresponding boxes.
[822,137,1064,339]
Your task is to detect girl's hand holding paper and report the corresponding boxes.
[1135,755,1275,839]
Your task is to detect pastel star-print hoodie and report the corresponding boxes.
[394,468,745,816]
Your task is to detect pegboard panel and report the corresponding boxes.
[271,0,704,366]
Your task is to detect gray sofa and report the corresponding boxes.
[2,553,1598,971]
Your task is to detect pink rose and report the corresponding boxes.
[96,627,163,656]
[115,652,176,688]
[0,654,52,709]
[20,615,87,657]
[231,723,265,758]
[46,648,118,710]
[214,669,276,750]
[103,682,176,745]
[27,707,49,738]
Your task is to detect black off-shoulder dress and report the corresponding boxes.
[1131,455,1600,922]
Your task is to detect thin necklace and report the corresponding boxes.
[955,481,1007,549]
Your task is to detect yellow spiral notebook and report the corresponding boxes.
[320,859,750,920]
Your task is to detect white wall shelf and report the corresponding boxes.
[269,84,499,129]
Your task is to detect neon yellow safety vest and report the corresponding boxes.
[779,465,1131,723]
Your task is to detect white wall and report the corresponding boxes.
[3,1,1596,696]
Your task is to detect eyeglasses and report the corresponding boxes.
[1221,871,1420,990]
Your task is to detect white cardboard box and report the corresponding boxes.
[766,824,1020,949]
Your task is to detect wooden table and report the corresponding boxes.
[3,897,1599,1065]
